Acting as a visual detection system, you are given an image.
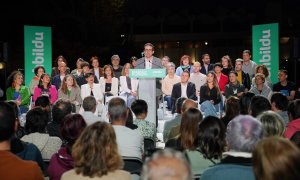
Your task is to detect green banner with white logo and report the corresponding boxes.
[252,23,279,83]
[129,68,166,78]
[24,26,52,86]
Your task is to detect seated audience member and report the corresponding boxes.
[61,122,131,180]
[81,96,103,125]
[100,65,119,97]
[271,92,289,126]
[29,65,45,94]
[200,54,214,75]
[33,73,58,105]
[171,70,197,113]
[48,114,87,180]
[81,72,103,103]
[167,99,198,141]
[200,71,222,117]
[130,56,138,69]
[76,61,99,87]
[131,99,156,139]
[221,96,240,127]
[256,110,285,137]
[35,95,51,112]
[175,55,194,76]
[235,58,251,91]
[253,137,300,180]
[251,64,272,88]
[6,101,25,137]
[6,71,30,114]
[161,56,170,68]
[188,116,226,176]
[52,61,68,90]
[239,92,255,115]
[47,99,72,138]
[273,69,296,101]
[109,97,143,159]
[224,71,245,98]
[214,63,228,94]
[163,97,187,142]
[290,131,300,149]
[51,55,70,78]
[58,74,82,113]
[285,99,300,139]
[201,115,263,180]
[125,107,138,130]
[166,108,202,151]
[189,61,207,97]
[70,58,84,77]
[141,149,192,180]
[90,56,103,81]
[249,73,273,99]
[8,101,44,171]
[111,54,123,79]
[119,63,139,108]
[0,102,44,179]
[221,55,233,77]
[249,95,272,117]
[21,107,62,160]
[162,62,181,111]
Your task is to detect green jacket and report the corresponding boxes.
[6,86,31,107]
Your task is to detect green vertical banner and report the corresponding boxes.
[252,23,279,83]
[24,25,52,86]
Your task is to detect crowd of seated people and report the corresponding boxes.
[1,44,300,179]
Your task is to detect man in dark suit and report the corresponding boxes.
[200,53,214,75]
[52,61,68,90]
[171,70,197,113]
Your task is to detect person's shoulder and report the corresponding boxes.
[61,169,77,179]
[109,170,131,179]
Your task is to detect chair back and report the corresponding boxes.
[122,156,143,175]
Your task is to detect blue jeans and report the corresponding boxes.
[164,95,172,111]
[200,100,220,117]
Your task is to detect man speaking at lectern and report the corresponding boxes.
[136,43,163,127]
[136,43,163,69]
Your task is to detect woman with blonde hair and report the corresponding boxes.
[249,73,272,99]
[256,110,285,137]
[61,121,131,179]
[253,137,300,180]
[119,63,138,107]
[58,74,82,113]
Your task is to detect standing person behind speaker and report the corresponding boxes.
[51,55,70,78]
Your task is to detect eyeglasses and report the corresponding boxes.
[144,49,153,51]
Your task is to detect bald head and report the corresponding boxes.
[182,99,198,113]
[141,149,192,180]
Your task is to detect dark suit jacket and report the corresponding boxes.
[200,64,214,75]
[76,74,99,87]
[52,75,62,90]
[171,82,197,113]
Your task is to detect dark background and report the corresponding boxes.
[0,0,299,93]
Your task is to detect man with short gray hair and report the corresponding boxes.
[109,97,144,159]
[111,54,123,79]
[202,115,263,180]
[141,148,192,180]
[81,96,102,125]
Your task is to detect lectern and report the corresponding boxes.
[130,69,166,126]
